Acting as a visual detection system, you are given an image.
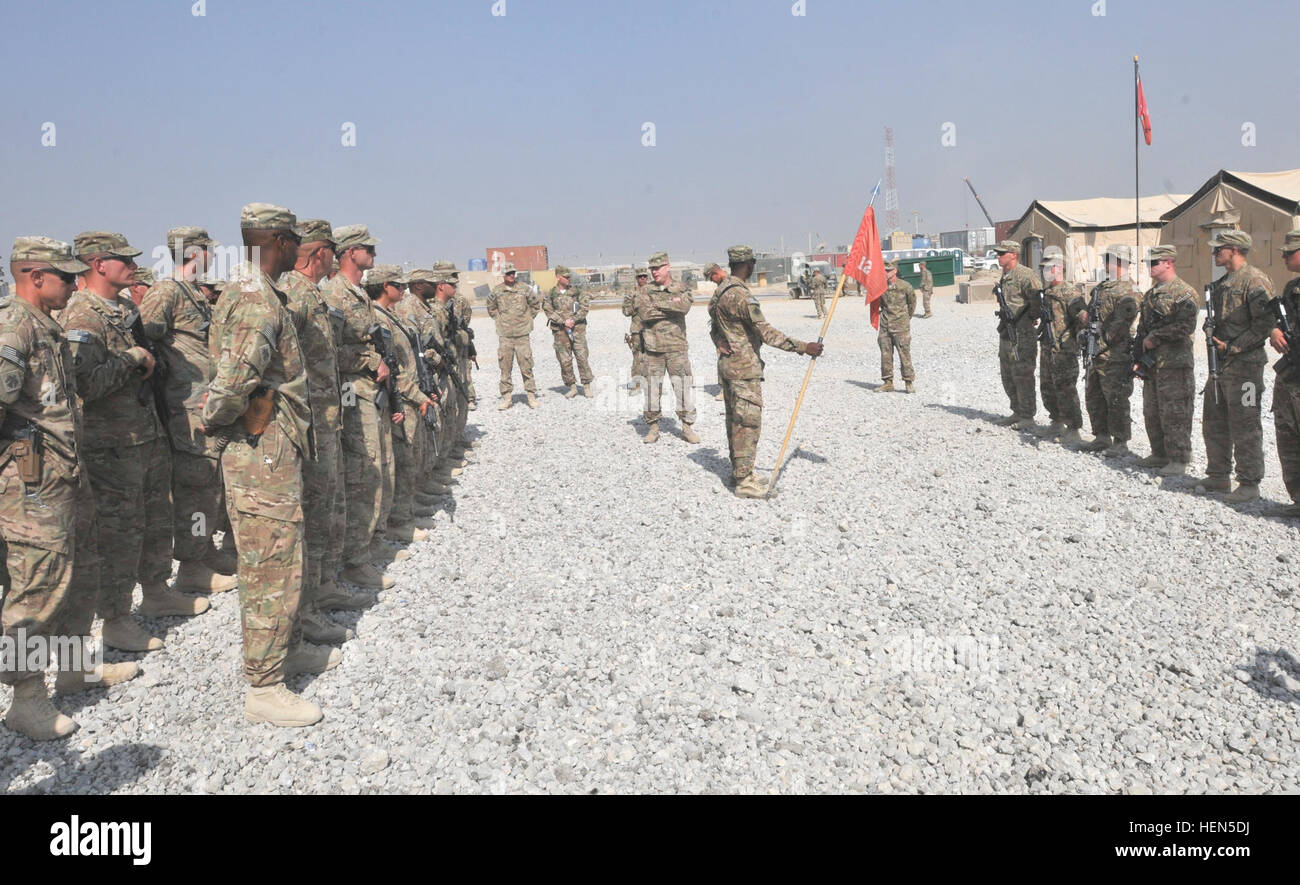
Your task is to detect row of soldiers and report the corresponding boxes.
[0,204,481,738]
[991,230,1300,511]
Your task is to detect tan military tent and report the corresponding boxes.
[1005,194,1188,288]
[1160,168,1300,298]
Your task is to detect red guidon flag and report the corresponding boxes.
[1137,73,1153,145]
[844,206,888,329]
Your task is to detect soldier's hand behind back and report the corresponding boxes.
[805,342,824,358]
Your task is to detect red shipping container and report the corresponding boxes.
[485,245,549,273]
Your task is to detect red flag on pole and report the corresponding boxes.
[1136,74,1153,145]
[844,206,888,329]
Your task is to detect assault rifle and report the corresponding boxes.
[1204,285,1221,404]
[127,310,171,424]
[1080,286,1102,371]
[1270,297,1299,384]
[367,323,400,413]
[429,331,472,406]
[993,283,1031,348]
[1038,293,1056,351]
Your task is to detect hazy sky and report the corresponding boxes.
[2,0,1296,269]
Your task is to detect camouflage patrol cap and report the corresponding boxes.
[295,218,336,246]
[992,241,1019,255]
[431,260,460,280]
[198,268,225,288]
[703,262,722,277]
[240,203,297,231]
[333,225,380,252]
[166,226,219,249]
[1146,244,1177,262]
[1103,243,1133,263]
[726,245,754,263]
[634,265,649,277]
[406,268,438,284]
[647,251,670,268]
[10,237,90,273]
[1040,245,1064,265]
[366,264,407,287]
[501,262,517,274]
[131,267,156,286]
[1282,230,1300,255]
[74,231,143,259]
[1209,229,1251,251]
[884,260,898,271]
[554,265,572,278]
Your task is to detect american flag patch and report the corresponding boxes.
[64,330,92,344]
[260,322,276,341]
[329,307,345,320]
[123,309,139,326]
[0,345,25,366]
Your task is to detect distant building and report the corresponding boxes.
[485,245,548,273]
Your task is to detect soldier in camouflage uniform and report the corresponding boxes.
[991,241,1043,431]
[320,225,396,591]
[875,262,916,393]
[1035,247,1085,445]
[63,232,203,656]
[544,265,595,398]
[127,266,154,306]
[204,204,339,727]
[139,227,240,597]
[635,251,698,444]
[709,246,823,498]
[1133,245,1199,476]
[1268,230,1300,516]
[705,263,728,400]
[810,267,829,319]
[1199,230,1275,502]
[369,266,435,543]
[918,261,934,318]
[450,270,479,411]
[487,263,541,409]
[277,219,353,645]
[1080,245,1140,456]
[397,269,453,500]
[623,266,650,391]
[2,238,139,740]
[435,261,475,463]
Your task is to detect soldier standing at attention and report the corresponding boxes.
[320,225,396,592]
[128,267,154,306]
[544,266,594,399]
[204,203,338,727]
[623,266,650,392]
[63,232,202,652]
[704,262,728,400]
[709,246,822,498]
[991,241,1043,431]
[1079,245,1140,455]
[1035,247,1085,445]
[635,252,697,444]
[140,227,240,596]
[809,267,828,319]
[918,261,934,318]
[1267,230,1300,516]
[396,268,453,499]
[1133,245,1199,476]
[875,261,916,393]
[487,263,541,410]
[277,219,352,644]
[1198,230,1276,502]
[2,238,139,740]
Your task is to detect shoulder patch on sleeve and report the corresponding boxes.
[65,330,92,344]
[1,344,27,367]
[260,321,276,342]
[329,306,345,320]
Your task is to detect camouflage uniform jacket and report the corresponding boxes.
[204,263,313,457]
[1210,263,1275,367]
[1086,279,1139,365]
[878,279,916,335]
[453,290,474,342]
[1043,281,1086,349]
[1277,277,1300,390]
[320,274,383,402]
[634,282,692,353]
[394,293,443,370]
[280,269,343,434]
[997,263,1043,338]
[810,271,828,294]
[0,295,82,464]
[543,284,590,329]
[60,290,159,448]
[920,267,934,293]
[486,281,540,338]
[373,303,431,412]
[622,282,648,334]
[1135,276,1199,370]
[709,276,805,382]
[138,277,215,454]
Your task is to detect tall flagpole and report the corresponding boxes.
[1134,56,1141,282]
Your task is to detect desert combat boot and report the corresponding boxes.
[245,684,323,727]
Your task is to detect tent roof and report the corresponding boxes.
[1162,169,1300,220]
[1014,194,1189,233]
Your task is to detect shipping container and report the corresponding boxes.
[894,253,959,288]
[484,245,548,273]
[993,221,1017,243]
[467,258,487,271]
[939,231,967,250]
[912,236,931,249]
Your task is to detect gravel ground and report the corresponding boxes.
[5,287,1299,794]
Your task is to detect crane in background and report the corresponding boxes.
[964,176,996,228]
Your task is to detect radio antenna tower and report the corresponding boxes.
[884,127,901,232]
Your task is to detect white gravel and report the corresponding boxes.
[5,287,1299,794]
